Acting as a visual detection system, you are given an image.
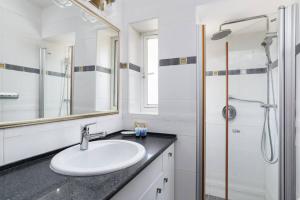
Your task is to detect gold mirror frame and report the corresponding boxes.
[0,0,120,129]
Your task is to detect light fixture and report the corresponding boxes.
[90,0,116,11]
[52,0,72,8]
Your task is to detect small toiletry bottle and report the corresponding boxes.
[135,127,141,137]
[141,128,148,137]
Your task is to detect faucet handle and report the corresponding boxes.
[81,122,97,132]
[89,131,108,140]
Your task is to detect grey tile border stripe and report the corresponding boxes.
[46,71,66,77]
[24,67,40,74]
[4,64,40,74]
[96,66,112,74]
[2,63,71,77]
[5,64,24,72]
[206,67,268,76]
[296,43,300,55]
[246,67,267,74]
[129,63,141,72]
[74,65,111,74]
[83,65,96,72]
[159,56,197,66]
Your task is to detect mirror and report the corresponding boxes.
[0,0,119,127]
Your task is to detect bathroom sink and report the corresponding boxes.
[50,140,146,176]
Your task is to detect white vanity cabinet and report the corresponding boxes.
[111,143,174,200]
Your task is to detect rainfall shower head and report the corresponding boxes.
[211,29,232,40]
[211,15,269,40]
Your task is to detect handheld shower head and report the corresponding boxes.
[261,37,273,47]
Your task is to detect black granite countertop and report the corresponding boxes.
[0,132,176,200]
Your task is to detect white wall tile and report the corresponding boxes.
[175,136,196,172]
[159,64,196,101]
[2,114,122,165]
[0,130,3,166]
[175,169,196,200]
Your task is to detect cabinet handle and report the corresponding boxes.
[156,188,162,194]
[164,178,168,183]
[168,152,173,157]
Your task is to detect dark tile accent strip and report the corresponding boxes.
[160,58,179,66]
[24,67,40,74]
[159,56,196,66]
[206,71,213,76]
[218,70,226,76]
[5,64,24,72]
[246,67,267,74]
[74,65,112,74]
[74,66,81,72]
[229,69,240,75]
[129,63,141,72]
[47,71,65,77]
[187,56,197,64]
[96,66,112,74]
[206,67,267,76]
[5,64,40,74]
[296,43,300,55]
[83,65,95,71]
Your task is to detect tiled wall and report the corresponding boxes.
[122,0,197,199]
[0,130,3,166]
[2,115,122,165]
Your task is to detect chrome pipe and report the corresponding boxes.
[219,15,270,32]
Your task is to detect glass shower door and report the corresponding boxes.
[203,11,281,200]
[40,33,75,118]
[227,15,279,200]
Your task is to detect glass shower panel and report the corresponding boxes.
[227,15,279,200]
[42,34,75,118]
[205,28,227,199]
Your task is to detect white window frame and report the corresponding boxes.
[141,32,158,111]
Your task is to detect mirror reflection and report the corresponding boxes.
[0,0,119,123]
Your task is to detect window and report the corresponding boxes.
[143,34,158,108]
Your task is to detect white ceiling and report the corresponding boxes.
[28,0,53,9]
[196,0,295,37]
[131,18,158,33]
[44,32,76,44]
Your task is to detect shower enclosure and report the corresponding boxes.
[196,3,298,200]
[39,37,74,118]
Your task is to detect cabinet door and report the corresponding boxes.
[111,156,163,200]
[139,173,164,200]
[163,144,175,200]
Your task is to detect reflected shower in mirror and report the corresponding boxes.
[0,0,119,124]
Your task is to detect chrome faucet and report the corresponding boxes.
[80,123,107,151]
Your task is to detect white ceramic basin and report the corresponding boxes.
[50,140,146,176]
